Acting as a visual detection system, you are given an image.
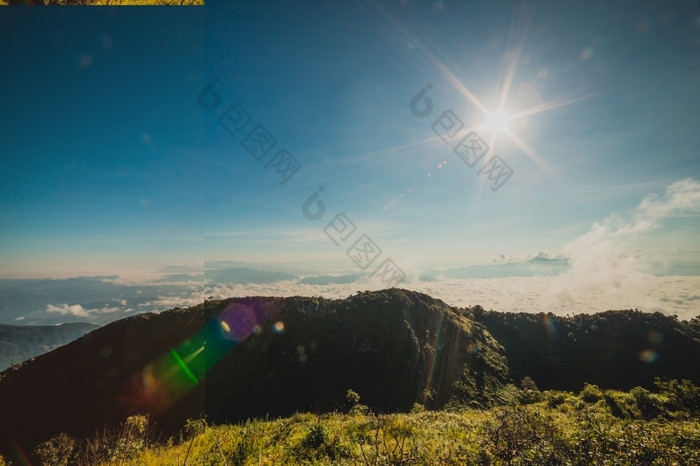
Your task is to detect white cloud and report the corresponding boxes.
[203,274,700,321]
[46,303,90,317]
[140,294,205,310]
[632,178,700,230]
[547,178,700,313]
[93,306,123,315]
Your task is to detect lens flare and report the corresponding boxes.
[219,304,257,341]
[639,349,659,363]
[119,301,270,417]
[542,314,557,338]
[171,349,198,384]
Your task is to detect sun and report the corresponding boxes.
[481,110,511,135]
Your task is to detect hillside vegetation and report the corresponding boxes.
[0,289,698,464]
[2,1,203,5]
[18,381,700,465]
[464,307,700,390]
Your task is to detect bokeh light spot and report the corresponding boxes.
[580,47,594,60]
[219,303,257,342]
[639,349,659,363]
[542,314,557,338]
[647,330,664,344]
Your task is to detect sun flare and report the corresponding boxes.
[481,110,511,135]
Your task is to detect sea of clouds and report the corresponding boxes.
[2,179,699,325]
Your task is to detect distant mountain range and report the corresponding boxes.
[0,322,99,371]
[0,289,698,463]
[3,257,699,325]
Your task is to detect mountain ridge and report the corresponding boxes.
[0,288,698,462]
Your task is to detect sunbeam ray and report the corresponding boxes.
[511,92,601,120]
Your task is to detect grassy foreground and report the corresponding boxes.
[15,379,699,465]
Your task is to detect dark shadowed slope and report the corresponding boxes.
[467,307,700,391]
[0,289,509,462]
[0,290,699,463]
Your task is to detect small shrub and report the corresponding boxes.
[346,390,371,415]
[483,405,555,464]
[184,417,207,438]
[73,414,151,465]
[545,390,567,408]
[180,417,207,465]
[295,420,352,462]
[520,376,539,391]
[604,391,638,419]
[655,378,700,413]
[35,433,75,466]
[351,415,419,465]
[303,422,328,449]
[115,415,150,463]
[229,423,261,466]
[346,389,361,408]
[410,402,426,414]
[519,389,544,405]
[580,383,603,403]
[630,386,663,419]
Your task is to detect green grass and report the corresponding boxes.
[121,404,698,465]
[17,381,700,465]
[134,386,699,465]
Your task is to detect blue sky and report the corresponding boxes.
[1,7,205,276]
[201,0,700,272]
[1,1,699,320]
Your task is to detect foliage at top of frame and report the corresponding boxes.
[2,0,204,6]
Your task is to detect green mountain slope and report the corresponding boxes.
[0,289,698,463]
[467,307,700,390]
